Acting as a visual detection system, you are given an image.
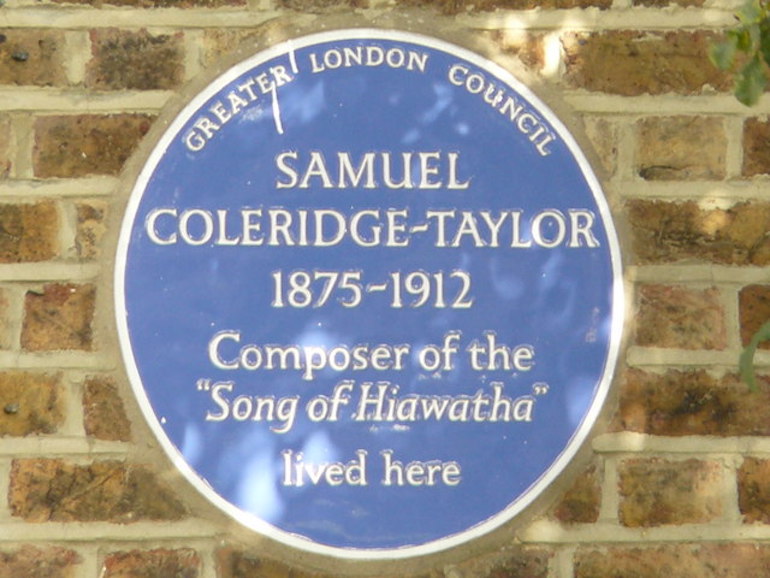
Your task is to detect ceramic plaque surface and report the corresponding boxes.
[115,29,623,558]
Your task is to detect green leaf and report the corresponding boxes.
[760,19,770,65]
[740,320,770,392]
[733,27,754,52]
[735,55,767,105]
[738,0,763,25]
[710,38,738,70]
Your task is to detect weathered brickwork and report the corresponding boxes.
[33,115,153,178]
[743,117,770,177]
[86,29,185,91]
[82,376,132,441]
[635,284,726,350]
[0,1,767,577]
[394,0,611,15]
[0,30,68,87]
[0,372,63,437]
[52,0,245,5]
[636,116,726,180]
[0,545,81,578]
[9,459,187,522]
[575,544,770,578]
[616,369,770,436]
[739,285,770,348]
[21,283,96,352]
[550,462,601,524]
[0,202,59,263]
[101,549,200,578]
[627,200,770,266]
[562,31,731,96]
[618,458,725,527]
[738,458,770,524]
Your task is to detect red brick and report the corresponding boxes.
[102,549,200,578]
[9,459,186,522]
[743,118,770,177]
[576,544,770,578]
[551,463,601,524]
[22,283,96,352]
[627,200,770,266]
[618,458,724,527]
[615,369,770,437]
[0,545,81,578]
[0,30,67,87]
[87,29,184,91]
[33,114,153,178]
[0,202,58,263]
[0,372,63,437]
[563,31,731,95]
[635,285,726,350]
[83,376,131,442]
[636,116,726,180]
[738,458,770,524]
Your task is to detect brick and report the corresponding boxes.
[217,549,334,578]
[551,463,601,524]
[635,284,726,350]
[484,30,545,70]
[83,376,131,442]
[614,369,770,437]
[278,0,368,10]
[201,30,260,68]
[76,202,108,260]
[738,457,770,524]
[0,30,67,87]
[393,0,610,15]
[0,372,63,437]
[21,283,96,352]
[627,200,770,266]
[53,0,243,5]
[563,31,731,95]
[0,289,10,349]
[743,118,770,177]
[740,285,770,349]
[9,459,187,522]
[0,116,11,178]
[575,544,770,578]
[0,545,81,578]
[86,29,184,91]
[618,458,724,527]
[453,546,552,578]
[636,116,726,180]
[633,0,704,5]
[582,116,617,176]
[102,549,200,578]
[33,114,153,178]
[0,202,58,263]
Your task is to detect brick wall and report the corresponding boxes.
[1,0,769,576]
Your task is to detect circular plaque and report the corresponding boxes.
[115,29,623,558]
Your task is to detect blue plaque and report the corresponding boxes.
[115,29,623,558]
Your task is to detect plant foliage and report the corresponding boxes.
[710,0,770,105]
